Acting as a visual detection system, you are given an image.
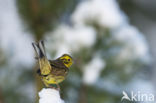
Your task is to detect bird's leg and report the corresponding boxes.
[56,84,60,91]
[47,84,60,91]
[50,86,56,89]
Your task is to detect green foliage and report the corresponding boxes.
[16,0,78,40]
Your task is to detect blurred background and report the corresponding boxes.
[0,0,155,103]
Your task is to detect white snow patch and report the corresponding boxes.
[39,88,64,103]
[0,0,34,67]
[83,56,106,85]
[71,0,126,29]
[114,25,150,62]
[47,25,96,57]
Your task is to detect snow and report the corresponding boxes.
[39,88,64,103]
[71,0,126,29]
[0,0,34,67]
[83,56,106,85]
[113,25,150,62]
[47,25,96,57]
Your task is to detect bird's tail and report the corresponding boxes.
[32,40,51,75]
[32,40,46,59]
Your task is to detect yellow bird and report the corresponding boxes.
[32,41,73,89]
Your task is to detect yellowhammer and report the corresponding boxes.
[32,41,73,89]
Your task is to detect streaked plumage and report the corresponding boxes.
[32,41,73,88]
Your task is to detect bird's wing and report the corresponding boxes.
[49,60,66,69]
[49,60,69,76]
[32,41,51,75]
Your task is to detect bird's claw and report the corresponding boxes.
[49,86,60,91]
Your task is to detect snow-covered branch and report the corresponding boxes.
[39,88,64,103]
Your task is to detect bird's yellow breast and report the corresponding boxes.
[42,75,65,84]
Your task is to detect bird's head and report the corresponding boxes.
[59,54,73,68]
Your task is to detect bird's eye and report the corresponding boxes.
[68,59,70,61]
